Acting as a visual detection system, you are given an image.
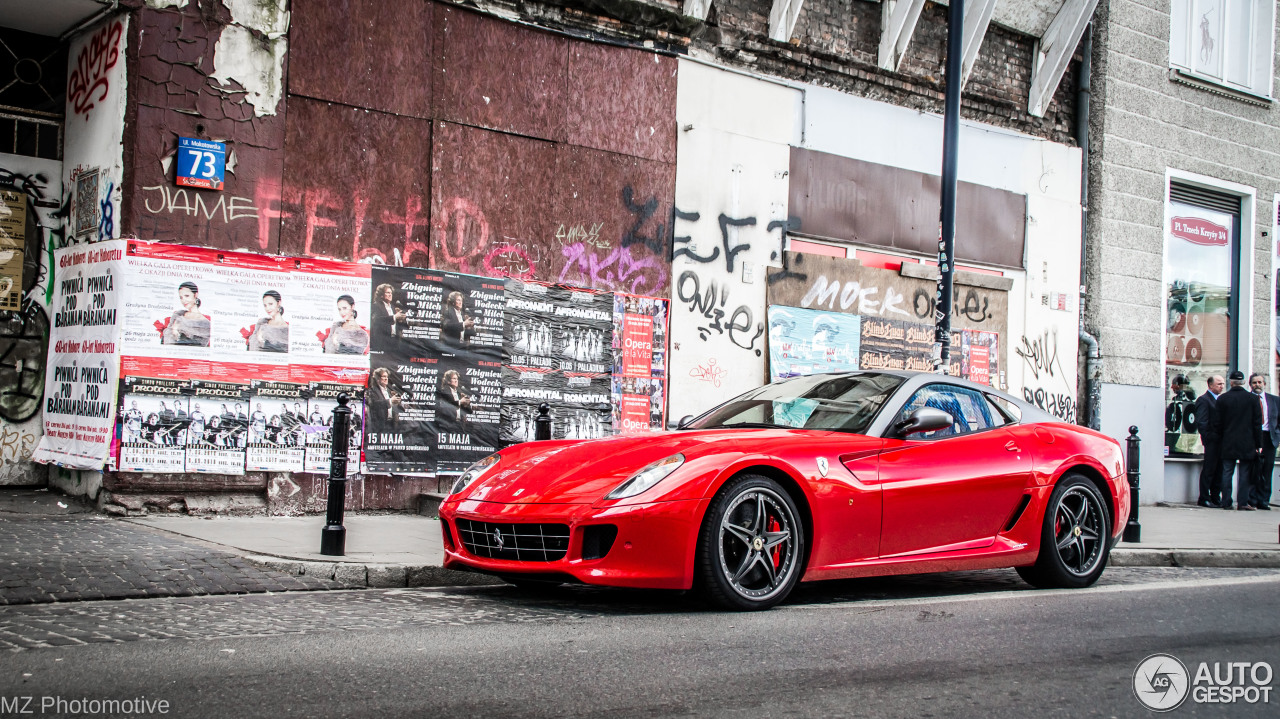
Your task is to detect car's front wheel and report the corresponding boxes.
[1017,473,1111,589]
[696,474,804,611]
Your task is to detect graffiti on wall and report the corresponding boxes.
[67,20,124,119]
[1017,328,1077,423]
[0,297,49,424]
[675,270,764,355]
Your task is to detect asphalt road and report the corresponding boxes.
[3,568,1278,718]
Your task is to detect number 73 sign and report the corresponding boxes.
[176,137,226,191]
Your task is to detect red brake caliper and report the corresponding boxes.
[768,516,782,568]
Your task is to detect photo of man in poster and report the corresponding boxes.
[371,283,407,339]
[437,369,472,431]
[442,291,476,348]
[365,367,403,434]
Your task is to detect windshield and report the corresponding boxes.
[686,373,904,434]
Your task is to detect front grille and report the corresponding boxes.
[455,519,570,562]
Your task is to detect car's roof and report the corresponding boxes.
[788,370,1061,426]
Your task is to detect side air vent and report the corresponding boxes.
[1003,494,1032,533]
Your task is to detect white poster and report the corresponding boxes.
[32,241,126,469]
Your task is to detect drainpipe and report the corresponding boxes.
[1077,24,1102,431]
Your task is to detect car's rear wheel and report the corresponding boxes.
[696,474,804,611]
[1017,473,1111,589]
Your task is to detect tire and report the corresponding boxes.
[695,474,805,611]
[1017,473,1111,589]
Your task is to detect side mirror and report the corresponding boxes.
[893,407,953,437]
[676,414,695,429]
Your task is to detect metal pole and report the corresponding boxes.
[933,0,964,374]
[1124,425,1142,542]
[535,402,552,441]
[320,392,352,556]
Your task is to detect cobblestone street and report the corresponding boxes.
[0,504,347,606]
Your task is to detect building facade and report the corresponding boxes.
[1088,0,1279,502]
[1,0,1106,513]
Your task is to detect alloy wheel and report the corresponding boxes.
[1052,486,1104,576]
[717,488,797,602]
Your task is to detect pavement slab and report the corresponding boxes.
[0,511,349,606]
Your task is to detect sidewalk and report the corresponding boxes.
[127,501,1280,587]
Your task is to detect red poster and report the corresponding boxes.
[969,345,990,385]
[621,314,654,377]
[620,394,650,433]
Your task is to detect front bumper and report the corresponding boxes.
[440,496,710,590]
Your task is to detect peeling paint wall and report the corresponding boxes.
[125,0,289,252]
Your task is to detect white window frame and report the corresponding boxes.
[1169,0,1276,100]
[1161,169,1258,386]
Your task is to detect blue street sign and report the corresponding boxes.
[176,137,226,191]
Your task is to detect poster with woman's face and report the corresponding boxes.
[286,258,372,381]
[120,242,291,380]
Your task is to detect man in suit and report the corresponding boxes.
[437,369,472,431]
[371,283,406,339]
[1248,373,1277,510]
[1212,370,1262,510]
[441,291,475,348]
[365,367,401,435]
[1195,374,1225,506]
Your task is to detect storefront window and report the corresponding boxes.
[1164,200,1236,458]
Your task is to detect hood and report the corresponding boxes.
[461,428,820,504]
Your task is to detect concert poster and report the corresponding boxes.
[304,382,364,476]
[246,380,306,472]
[184,380,250,474]
[116,376,189,473]
[611,293,669,433]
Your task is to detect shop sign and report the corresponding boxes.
[1171,216,1228,246]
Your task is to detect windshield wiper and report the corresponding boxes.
[707,422,793,430]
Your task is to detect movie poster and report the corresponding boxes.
[32,241,126,470]
[766,306,861,382]
[246,380,306,472]
[502,281,613,445]
[366,268,504,474]
[304,382,363,476]
[960,330,1001,388]
[116,376,189,473]
[611,293,669,433]
[184,380,249,474]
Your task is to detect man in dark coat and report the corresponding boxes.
[1212,371,1262,510]
[1248,373,1277,510]
[1195,374,1225,506]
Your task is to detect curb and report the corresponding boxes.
[1109,549,1280,569]
[242,555,505,588]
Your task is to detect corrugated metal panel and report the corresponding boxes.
[567,41,677,164]
[429,121,558,277]
[288,0,434,119]
[433,4,567,142]
[788,148,1026,268]
[1170,182,1241,216]
[280,97,433,263]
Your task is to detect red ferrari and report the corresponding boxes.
[439,371,1130,610]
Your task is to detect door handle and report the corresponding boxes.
[1005,440,1020,452]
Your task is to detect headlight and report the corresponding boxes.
[450,453,500,496]
[606,454,684,500]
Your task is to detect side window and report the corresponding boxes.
[897,384,1000,439]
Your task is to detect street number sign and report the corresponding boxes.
[176,137,226,191]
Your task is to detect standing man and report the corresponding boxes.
[1248,373,1277,510]
[1195,375,1225,507]
[1213,370,1262,510]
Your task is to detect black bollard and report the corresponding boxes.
[535,403,552,441]
[320,393,353,556]
[1123,425,1141,543]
